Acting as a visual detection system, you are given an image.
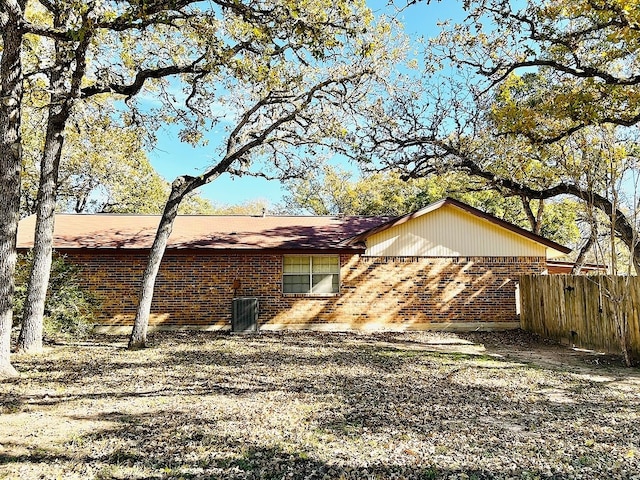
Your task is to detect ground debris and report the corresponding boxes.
[1,330,639,479]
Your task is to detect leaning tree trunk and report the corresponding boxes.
[0,0,26,378]
[129,177,197,349]
[17,21,90,353]
[571,229,596,275]
[129,147,240,348]
[127,77,321,347]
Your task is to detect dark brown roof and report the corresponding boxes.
[17,214,391,250]
[344,197,572,255]
[17,198,572,255]
[547,260,608,274]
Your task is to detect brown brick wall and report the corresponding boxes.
[60,250,546,329]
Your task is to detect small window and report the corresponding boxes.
[283,256,339,294]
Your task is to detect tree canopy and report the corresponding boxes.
[433,0,640,142]
[20,109,216,216]
[357,0,640,271]
[280,165,581,247]
[1,0,399,365]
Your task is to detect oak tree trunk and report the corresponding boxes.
[0,0,26,378]
[128,177,197,349]
[521,196,543,235]
[16,113,66,353]
[18,57,68,352]
[129,150,237,348]
[571,230,596,275]
[17,16,89,353]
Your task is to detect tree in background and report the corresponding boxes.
[20,109,216,216]
[279,165,434,216]
[55,114,169,215]
[210,199,271,216]
[280,165,581,247]
[356,0,640,271]
[7,0,394,355]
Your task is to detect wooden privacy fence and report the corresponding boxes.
[519,275,640,358]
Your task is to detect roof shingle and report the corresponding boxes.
[17,214,391,250]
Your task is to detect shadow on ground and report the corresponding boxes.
[1,330,639,479]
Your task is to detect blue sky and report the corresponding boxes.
[146,1,466,208]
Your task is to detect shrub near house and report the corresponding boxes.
[14,252,97,338]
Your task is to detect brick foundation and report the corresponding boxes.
[60,250,546,330]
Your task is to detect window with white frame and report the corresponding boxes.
[283,255,340,294]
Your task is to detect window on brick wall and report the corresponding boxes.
[283,255,339,294]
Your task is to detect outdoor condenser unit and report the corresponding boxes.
[231,297,259,333]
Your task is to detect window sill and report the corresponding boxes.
[282,293,340,298]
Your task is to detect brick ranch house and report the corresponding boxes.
[17,197,570,333]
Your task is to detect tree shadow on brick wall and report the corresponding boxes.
[269,256,535,330]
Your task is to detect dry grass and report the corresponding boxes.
[1,330,639,480]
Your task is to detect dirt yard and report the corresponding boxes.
[1,330,639,479]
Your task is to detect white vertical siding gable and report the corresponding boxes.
[365,204,547,257]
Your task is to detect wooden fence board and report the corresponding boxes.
[519,275,640,358]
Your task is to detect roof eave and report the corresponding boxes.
[344,197,572,255]
[27,245,368,254]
